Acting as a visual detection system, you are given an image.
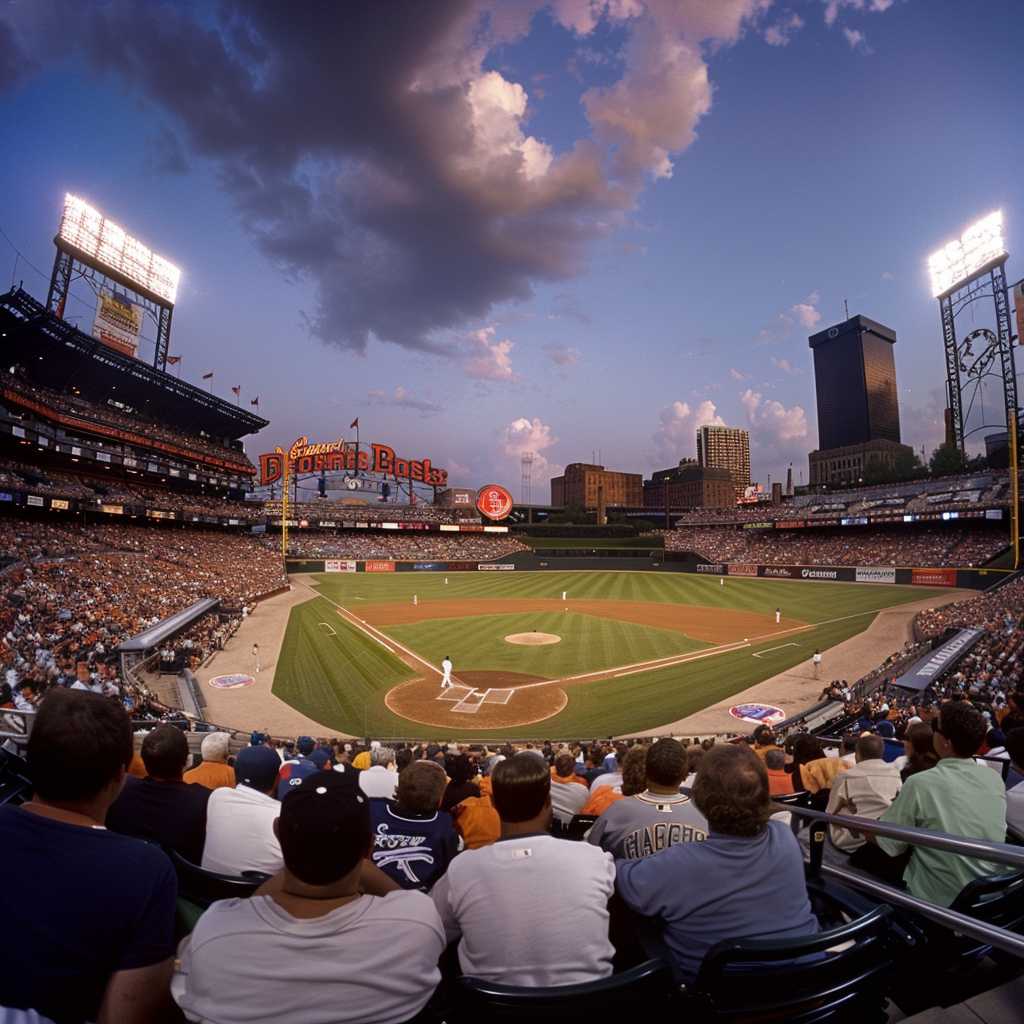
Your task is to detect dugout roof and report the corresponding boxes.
[117,598,221,653]
[0,288,269,441]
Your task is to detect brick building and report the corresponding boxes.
[550,463,643,510]
[644,462,735,510]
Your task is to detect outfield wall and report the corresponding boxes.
[285,554,1008,590]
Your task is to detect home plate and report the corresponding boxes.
[437,684,475,703]
[452,690,487,713]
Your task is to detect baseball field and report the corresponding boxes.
[268,571,948,738]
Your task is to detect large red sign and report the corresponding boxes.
[259,436,447,487]
[364,560,396,573]
[476,484,514,521]
[911,567,957,587]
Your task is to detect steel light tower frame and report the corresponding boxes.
[935,251,1018,568]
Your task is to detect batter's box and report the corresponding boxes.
[481,688,514,705]
[436,684,475,703]
[451,689,487,714]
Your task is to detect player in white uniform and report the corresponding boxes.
[252,643,261,674]
[440,656,453,689]
[775,607,781,624]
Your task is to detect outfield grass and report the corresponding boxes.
[271,571,948,737]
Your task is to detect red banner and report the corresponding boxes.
[364,560,395,573]
[728,563,758,577]
[911,567,957,587]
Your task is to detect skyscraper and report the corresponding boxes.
[808,315,901,450]
[696,425,750,498]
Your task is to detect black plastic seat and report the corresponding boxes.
[685,904,894,1023]
[565,813,598,841]
[168,848,271,937]
[452,959,673,1021]
[944,871,1024,961]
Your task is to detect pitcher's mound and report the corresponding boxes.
[505,632,561,646]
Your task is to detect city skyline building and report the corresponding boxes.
[696,425,751,498]
[550,462,643,510]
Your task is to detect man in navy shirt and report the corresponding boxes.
[0,689,178,1023]
[106,722,211,863]
[276,735,322,799]
[615,744,818,983]
[370,760,458,890]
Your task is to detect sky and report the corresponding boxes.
[1,0,1022,499]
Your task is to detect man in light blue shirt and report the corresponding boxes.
[615,744,817,983]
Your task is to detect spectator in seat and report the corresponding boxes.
[827,734,902,855]
[357,745,399,800]
[173,773,444,1024]
[432,753,616,986]
[790,734,848,803]
[587,738,708,857]
[370,760,458,890]
[0,689,177,1024]
[1005,728,1024,836]
[872,701,1007,906]
[451,769,501,851]
[202,745,283,877]
[276,735,321,799]
[441,753,480,811]
[583,745,648,816]
[764,748,795,796]
[751,725,780,761]
[614,744,818,985]
[897,722,939,781]
[550,752,589,826]
[106,723,210,863]
[184,732,235,790]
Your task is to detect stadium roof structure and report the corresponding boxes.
[117,598,221,653]
[0,288,269,440]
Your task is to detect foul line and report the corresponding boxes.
[751,642,800,658]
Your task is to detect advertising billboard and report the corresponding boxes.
[911,567,957,587]
[476,484,514,521]
[92,290,143,358]
[324,559,357,573]
[478,563,515,571]
[695,563,726,574]
[728,564,758,577]
[364,560,396,573]
[855,567,896,584]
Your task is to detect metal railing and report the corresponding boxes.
[782,802,1024,959]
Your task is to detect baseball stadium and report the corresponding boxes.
[3,6,1024,1022]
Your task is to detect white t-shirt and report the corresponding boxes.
[550,779,589,825]
[202,785,283,877]
[589,771,622,793]
[172,891,444,1024]
[1008,780,1024,837]
[359,765,400,800]
[432,833,615,986]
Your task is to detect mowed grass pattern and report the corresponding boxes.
[271,572,948,737]
[385,611,707,679]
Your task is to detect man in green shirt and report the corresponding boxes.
[875,700,1006,907]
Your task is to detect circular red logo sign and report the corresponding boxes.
[476,484,514,520]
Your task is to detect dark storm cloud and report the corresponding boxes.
[0,1,766,353]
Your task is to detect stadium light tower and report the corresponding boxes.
[927,209,1019,568]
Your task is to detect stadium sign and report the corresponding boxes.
[696,563,726,574]
[729,703,785,726]
[762,566,794,578]
[911,567,957,587]
[855,566,896,584]
[258,436,448,487]
[476,484,514,521]
[479,563,515,571]
[890,628,984,692]
[364,560,396,573]
[728,564,758,577]
[801,568,838,580]
[324,559,357,573]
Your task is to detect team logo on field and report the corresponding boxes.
[209,674,255,689]
[729,703,785,726]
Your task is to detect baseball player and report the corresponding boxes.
[252,643,261,674]
[561,590,567,601]
[812,650,822,678]
[440,655,453,689]
[413,594,418,606]
[775,607,781,624]
[719,577,724,587]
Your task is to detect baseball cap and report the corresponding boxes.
[250,730,266,746]
[235,745,282,792]
[296,736,315,756]
[309,748,331,769]
[278,772,370,885]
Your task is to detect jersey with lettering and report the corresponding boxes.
[275,757,320,801]
[587,791,708,859]
[370,799,459,890]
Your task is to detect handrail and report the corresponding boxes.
[780,803,1024,870]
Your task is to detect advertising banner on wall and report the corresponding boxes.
[364,560,396,573]
[412,562,445,571]
[92,290,143,358]
[855,567,896,584]
[324,560,357,573]
[447,561,477,571]
[890,628,984,691]
[478,563,515,571]
[696,563,726,574]
[911,567,958,587]
[761,566,795,578]
[728,564,758,577]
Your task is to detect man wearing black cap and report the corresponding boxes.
[202,744,283,877]
[173,773,445,1024]
[275,735,322,799]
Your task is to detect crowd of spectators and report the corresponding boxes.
[4,696,1020,1023]
[2,373,253,469]
[260,498,482,524]
[662,523,1006,567]
[279,531,531,561]
[0,517,286,716]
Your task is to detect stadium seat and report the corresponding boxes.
[451,959,674,1021]
[0,747,32,806]
[167,848,270,936]
[686,904,894,1023]
[565,813,598,841]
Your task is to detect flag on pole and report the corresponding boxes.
[166,355,181,365]
[202,371,214,380]
[250,396,260,407]
[350,417,359,430]
[231,385,241,396]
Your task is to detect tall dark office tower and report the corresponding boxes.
[808,315,901,449]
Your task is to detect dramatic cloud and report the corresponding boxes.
[0,0,771,355]
[739,388,809,479]
[764,11,804,46]
[651,398,725,465]
[501,415,561,479]
[367,386,442,414]
[464,327,517,382]
[543,344,581,366]
[789,291,822,330]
